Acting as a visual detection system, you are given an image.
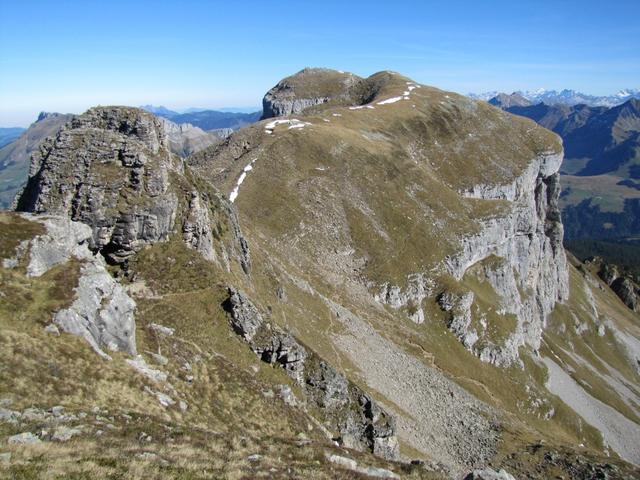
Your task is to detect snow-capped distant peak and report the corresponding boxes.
[469,88,640,107]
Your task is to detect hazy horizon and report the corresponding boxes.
[1,0,639,127]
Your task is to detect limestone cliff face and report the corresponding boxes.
[4,214,137,358]
[443,151,568,365]
[16,106,250,270]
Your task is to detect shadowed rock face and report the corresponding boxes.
[16,107,179,263]
[598,261,639,311]
[15,106,251,270]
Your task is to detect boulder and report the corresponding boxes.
[465,468,516,480]
[8,432,41,445]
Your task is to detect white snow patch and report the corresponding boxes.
[264,119,291,130]
[264,118,311,135]
[377,96,404,105]
[332,113,342,117]
[230,159,257,203]
[288,122,310,130]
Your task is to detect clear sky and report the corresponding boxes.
[1,0,639,126]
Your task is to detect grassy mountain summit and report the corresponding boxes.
[192,69,638,472]
[1,69,639,479]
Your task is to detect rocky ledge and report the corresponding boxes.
[223,287,399,460]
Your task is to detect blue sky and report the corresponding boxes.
[1,0,639,126]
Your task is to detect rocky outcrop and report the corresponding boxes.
[441,151,569,365]
[55,259,136,358]
[261,68,361,119]
[16,107,180,263]
[374,273,434,324]
[598,262,639,312]
[182,191,217,263]
[15,106,251,272]
[223,287,398,460]
[464,468,516,480]
[12,215,137,358]
[438,291,477,349]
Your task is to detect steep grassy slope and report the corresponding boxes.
[0,212,434,479]
[2,70,639,479]
[189,69,640,475]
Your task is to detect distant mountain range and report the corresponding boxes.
[0,112,74,208]
[490,94,640,241]
[470,88,640,107]
[141,105,261,130]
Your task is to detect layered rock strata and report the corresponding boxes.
[16,106,250,271]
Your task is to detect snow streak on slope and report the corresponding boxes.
[264,119,311,135]
[229,160,256,203]
[376,82,420,105]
